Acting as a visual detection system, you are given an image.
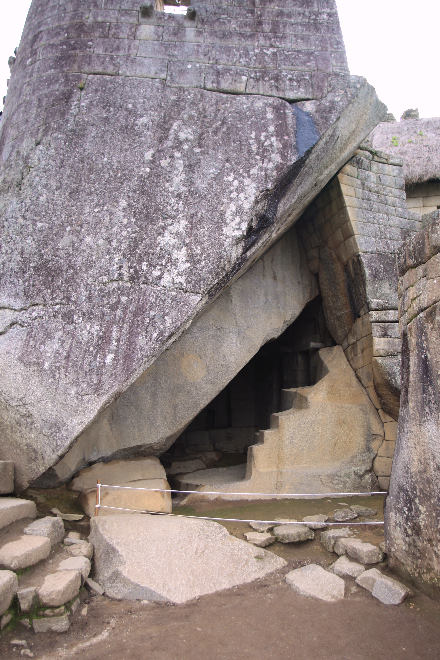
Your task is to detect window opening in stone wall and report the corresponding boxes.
[155,0,191,15]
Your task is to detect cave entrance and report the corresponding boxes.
[162,297,334,485]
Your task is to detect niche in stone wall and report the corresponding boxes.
[162,297,334,471]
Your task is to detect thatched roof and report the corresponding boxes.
[370,117,440,185]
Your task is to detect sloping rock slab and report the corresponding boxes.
[90,514,286,604]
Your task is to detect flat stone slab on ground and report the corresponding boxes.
[0,535,51,570]
[0,462,14,495]
[334,538,383,564]
[273,524,314,543]
[33,614,70,633]
[38,570,81,607]
[302,514,328,529]
[57,556,91,580]
[0,499,36,531]
[0,570,18,615]
[90,514,286,604]
[330,555,365,578]
[333,508,358,521]
[320,528,353,552]
[286,564,345,602]
[244,532,275,547]
[24,516,64,545]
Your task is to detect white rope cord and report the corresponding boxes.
[95,504,385,526]
[99,484,387,498]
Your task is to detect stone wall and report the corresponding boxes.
[386,214,440,595]
[297,146,422,488]
[1,0,349,159]
[406,181,440,219]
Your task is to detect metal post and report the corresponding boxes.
[95,480,101,516]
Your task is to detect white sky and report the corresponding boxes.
[0,0,439,118]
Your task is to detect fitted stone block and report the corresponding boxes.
[24,516,64,546]
[38,570,81,607]
[0,535,51,570]
[0,498,36,531]
[0,570,18,616]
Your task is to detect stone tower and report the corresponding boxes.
[0,0,386,488]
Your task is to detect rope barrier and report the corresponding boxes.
[94,503,384,526]
[98,483,387,498]
[94,482,385,525]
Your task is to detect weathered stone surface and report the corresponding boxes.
[81,478,172,517]
[167,459,206,475]
[334,538,383,564]
[333,508,358,522]
[286,564,345,602]
[0,462,14,494]
[302,514,328,529]
[24,516,64,546]
[17,587,36,613]
[356,568,385,593]
[244,532,275,548]
[386,218,440,595]
[64,532,81,545]
[0,570,18,615]
[33,615,70,633]
[320,527,353,553]
[0,499,36,531]
[70,457,165,491]
[0,536,51,570]
[85,578,104,595]
[221,346,382,495]
[57,556,91,581]
[371,574,410,605]
[175,464,246,492]
[330,555,365,578]
[0,2,386,493]
[49,226,317,488]
[319,245,354,344]
[350,505,377,517]
[38,570,81,607]
[90,514,286,603]
[273,524,314,544]
[67,541,93,560]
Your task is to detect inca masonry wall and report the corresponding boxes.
[2,0,348,159]
[297,146,422,488]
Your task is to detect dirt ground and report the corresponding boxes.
[1,569,440,660]
[2,494,439,659]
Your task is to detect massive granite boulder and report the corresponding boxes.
[0,0,386,489]
[385,216,440,595]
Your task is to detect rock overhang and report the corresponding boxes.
[0,0,388,489]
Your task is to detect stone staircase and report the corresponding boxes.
[179,347,384,499]
[0,462,93,633]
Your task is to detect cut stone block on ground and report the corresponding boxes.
[286,564,345,602]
